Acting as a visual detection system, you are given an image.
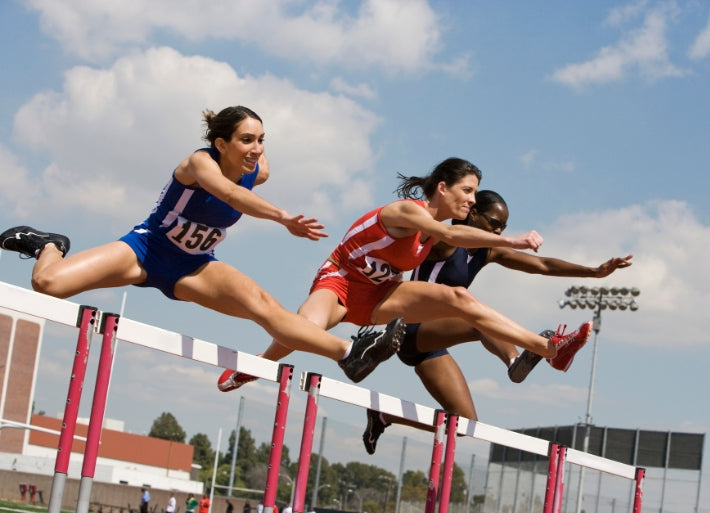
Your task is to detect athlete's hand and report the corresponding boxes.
[508,230,544,252]
[282,214,328,241]
[594,254,633,277]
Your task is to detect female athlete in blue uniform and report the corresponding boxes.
[362,190,633,454]
[0,106,404,383]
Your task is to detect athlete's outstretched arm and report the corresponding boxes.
[183,151,328,241]
[488,248,633,277]
[381,200,543,252]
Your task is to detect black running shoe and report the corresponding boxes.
[0,226,70,259]
[507,350,543,383]
[363,408,390,455]
[338,317,405,383]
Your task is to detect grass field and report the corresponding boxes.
[0,500,72,513]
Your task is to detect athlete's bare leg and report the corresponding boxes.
[31,241,147,298]
[176,262,351,360]
[373,281,555,357]
[413,318,520,366]
[415,354,477,419]
[379,353,476,434]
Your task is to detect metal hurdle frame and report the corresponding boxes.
[0,281,293,513]
[1,279,648,513]
[425,410,448,513]
[292,372,460,513]
[292,372,647,513]
[456,417,645,512]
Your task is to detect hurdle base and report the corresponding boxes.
[47,472,67,513]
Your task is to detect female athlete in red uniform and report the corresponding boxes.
[219,157,592,388]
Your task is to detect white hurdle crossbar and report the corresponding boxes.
[292,371,646,513]
[0,281,292,513]
[292,372,459,513]
[0,282,98,513]
[456,417,638,480]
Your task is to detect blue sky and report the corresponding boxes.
[1,0,709,508]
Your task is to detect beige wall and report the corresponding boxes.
[0,469,250,513]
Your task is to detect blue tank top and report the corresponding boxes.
[140,147,258,255]
[411,246,489,287]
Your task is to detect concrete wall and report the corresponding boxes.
[0,469,251,513]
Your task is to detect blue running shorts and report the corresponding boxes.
[397,323,449,367]
[120,228,217,300]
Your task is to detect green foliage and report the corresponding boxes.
[185,425,473,510]
[448,462,468,503]
[189,431,215,479]
[400,470,428,502]
[148,412,186,442]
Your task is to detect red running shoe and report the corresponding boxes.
[217,354,262,392]
[546,322,593,372]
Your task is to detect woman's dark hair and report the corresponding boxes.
[202,106,262,147]
[452,189,507,225]
[395,157,482,199]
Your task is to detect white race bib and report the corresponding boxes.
[358,256,403,284]
[166,216,226,254]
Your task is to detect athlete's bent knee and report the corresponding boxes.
[449,286,479,305]
[31,272,69,298]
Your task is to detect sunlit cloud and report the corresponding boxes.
[550,2,687,88]
[473,200,710,348]
[26,0,466,75]
[689,13,710,60]
[9,47,381,229]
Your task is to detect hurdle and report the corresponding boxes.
[0,281,292,513]
[292,372,463,513]
[290,372,646,513]
[456,415,645,512]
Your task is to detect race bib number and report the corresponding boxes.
[167,217,226,254]
[359,256,402,284]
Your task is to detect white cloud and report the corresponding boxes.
[26,0,462,75]
[550,3,686,88]
[604,0,650,27]
[543,159,576,173]
[330,77,377,100]
[520,149,538,168]
[518,149,574,173]
[470,378,585,407]
[471,200,710,348]
[0,145,40,218]
[10,47,381,228]
[689,13,710,60]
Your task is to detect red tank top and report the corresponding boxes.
[329,200,434,285]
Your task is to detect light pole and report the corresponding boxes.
[279,472,296,508]
[315,484,330,507]
[559,285,640,513]
[347,488,363,513]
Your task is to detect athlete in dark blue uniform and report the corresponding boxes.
[363,190,634,454]
[397,246,488,366]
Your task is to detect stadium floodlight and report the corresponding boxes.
[559,285,640,513]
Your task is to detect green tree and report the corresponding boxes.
[255,441,291,467]
[190,432,215,482]
[448,462,468,503]
[148,412,186,442]
[400,470,428,502]
[236,427,258,472]
[302,454,338,507]
[219,427,258,489]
